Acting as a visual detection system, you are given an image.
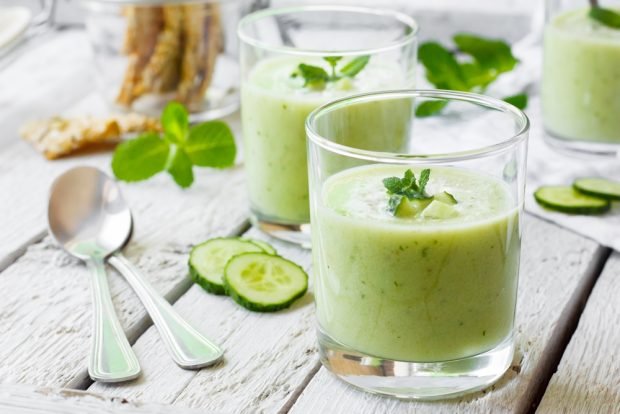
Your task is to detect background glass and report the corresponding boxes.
[307,90,529,400]
[81,0,249,121]
[238,6,417,245]
[542,0,620,157]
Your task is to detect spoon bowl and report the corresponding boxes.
[48,166,131,261]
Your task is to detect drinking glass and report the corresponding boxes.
[307,90,529,399]
[542,0,620,157]
[238,6,418,244]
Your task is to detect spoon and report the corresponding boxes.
[51,166,223,370]
[48,166,140,383]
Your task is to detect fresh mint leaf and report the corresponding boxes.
[340,55,370,78]
[185,121,236,168]
[161,102,189,144]
[418,169,430,194]
[453,34,518,74]
[589,7,620,28]
[415,100,448,117]
[112,133,169,182]
[324,56,342,78]
[297,64,329,88]
[503,93,528,109]
[167,146,194,188]
[383,169,432,205]
[459,62,496,89]
[419,42,468,91]
[383,176,404,194]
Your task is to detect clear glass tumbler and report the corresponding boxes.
[542,0,620,157]
[307,90,529,400]
[81,0,250,120]
[238,6,418,245]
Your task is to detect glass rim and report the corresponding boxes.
[237,5,419,57]
[306,89,530,164]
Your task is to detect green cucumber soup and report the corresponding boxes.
[241,57,409,224]
[542,8,620,143]
[313,164,521,362]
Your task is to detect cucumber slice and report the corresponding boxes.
[224,253,308,312]
[245,239,277,255]
[395,198,432,218]
[534,186,610,214]
[574,177,620,201]
[420,200,459,219]
[433,191,458,205]
[189,238,263,295]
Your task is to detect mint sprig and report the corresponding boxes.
[589,0,620,29]
[417,34,527,117]
[292,55,370,90]
[112,102,236,188]
[383,169,433,214]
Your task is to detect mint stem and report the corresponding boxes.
[590,0,599,7]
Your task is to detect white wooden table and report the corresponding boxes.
[1,11,619,414]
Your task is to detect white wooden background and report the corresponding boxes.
[1,4,619,414]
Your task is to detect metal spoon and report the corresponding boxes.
[48,166,140,383]
[51,166,223,370]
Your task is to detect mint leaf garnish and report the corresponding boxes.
[161,101,189,144]
[418,34,526,115]
[297,64,329,88]
[589,6,620,28]
[111,102,236,188]
[167,146,194,188]
[324,56,342,78]
[383,169,433,214]
[415,100,448,117]
[186,121,236,168]
[112,133,169,182]
[503,93,528,109]
[339,55,370,78]
[293,55,370,90]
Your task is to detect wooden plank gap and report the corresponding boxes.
[518,245,612,414]
[0,229,47,273]
[278,360,321,414]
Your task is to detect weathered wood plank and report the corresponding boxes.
[0,166,249,389]
[0,384,201,413]
[287,215,600,414]
[537,252,620,414]
[88,229,321,413]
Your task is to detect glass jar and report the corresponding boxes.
[80,0,251,121]
[542,0,620,156]
[307,90,529,399]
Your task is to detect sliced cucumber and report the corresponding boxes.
[395,198,432,218]
[421,199,459,219]
[433,191,458,205]
[534,186,610,215]
[224,253,308,312]
[189,238,263,295]
[574,177,620,201]
[245,238,277,255]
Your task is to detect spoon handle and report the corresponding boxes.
[108,253,223,369]
[86,259,141,382]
